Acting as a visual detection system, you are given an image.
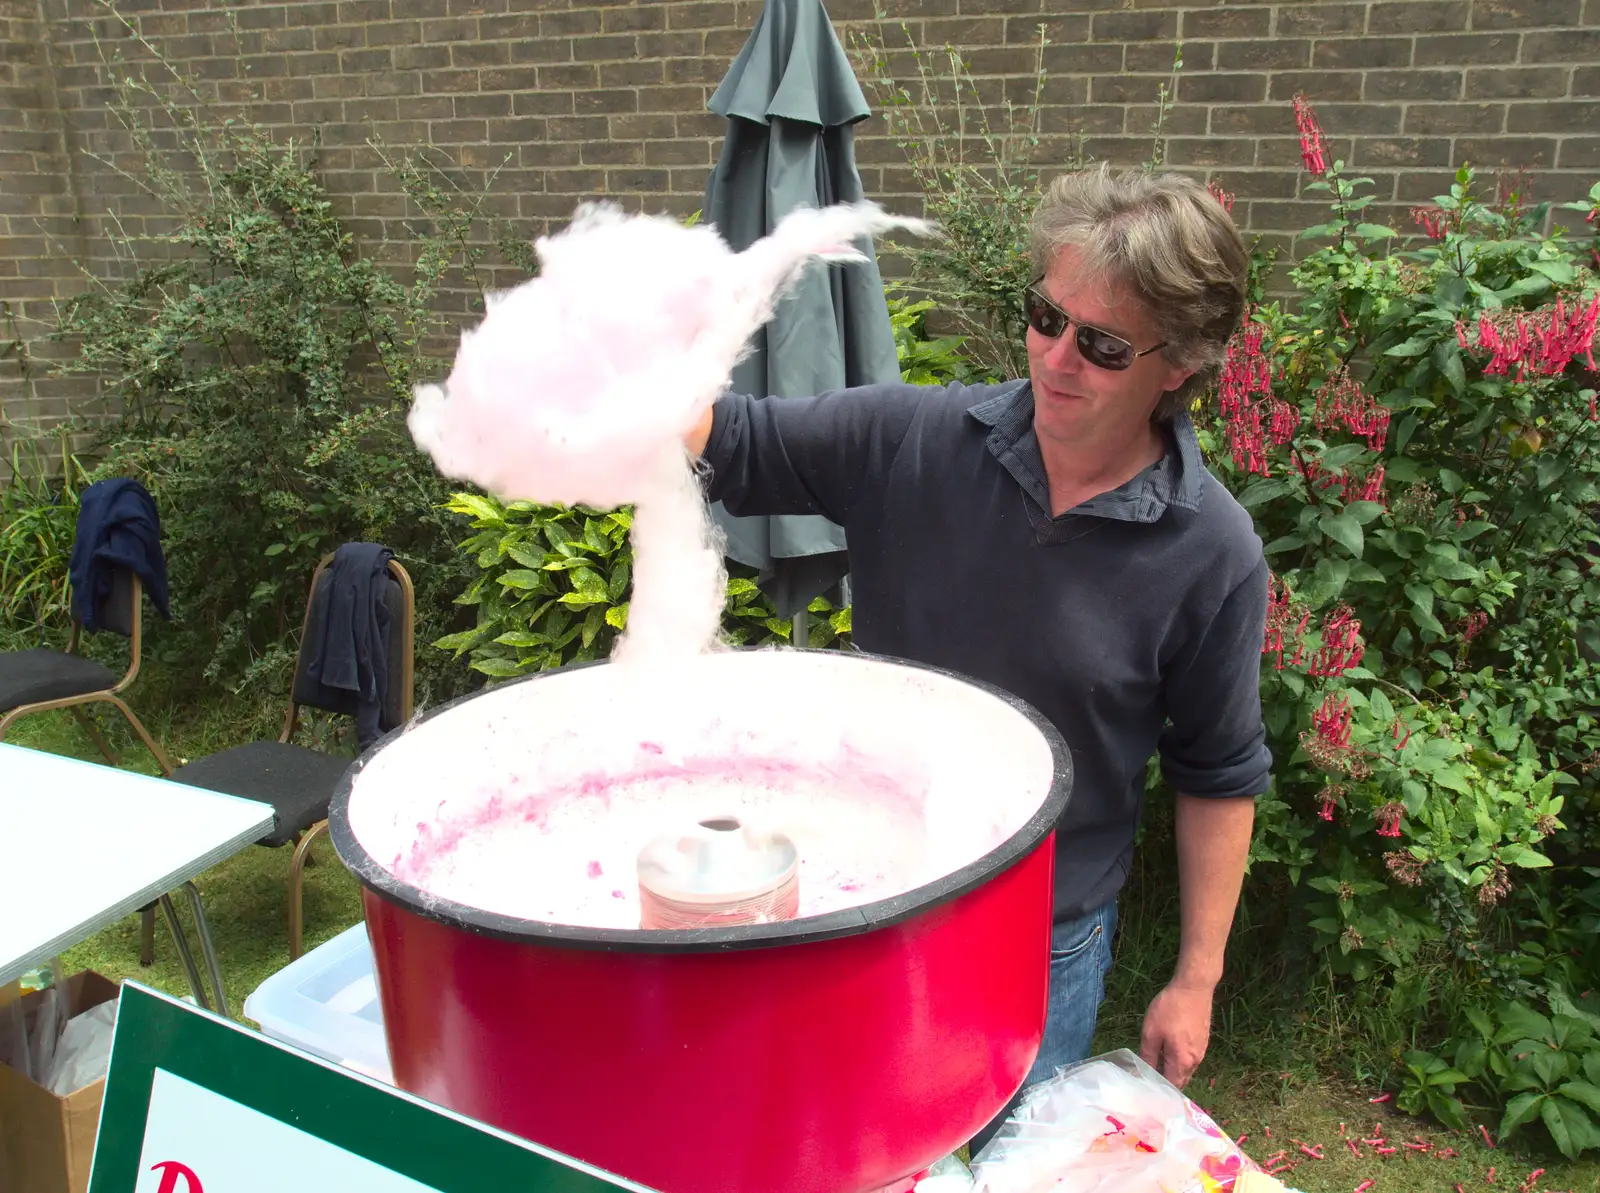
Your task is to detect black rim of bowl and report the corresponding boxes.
[329,647,1073,954]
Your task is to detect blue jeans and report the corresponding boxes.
[1024,898,1119,1088]
[969,899,1119,1155]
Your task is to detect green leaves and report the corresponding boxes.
[1319,510,1364,557]
[1528,258,1576,285]
[1239,477,1296,509]
[1321,443,1371,471]
[1203,152,1600,1162]
[439,493,856,679]
[1425,339,1469,397]
[1541,1092,1600,1159]
[1497,1001,1555,1045]
[1398,1050,1470,1129]
[1385,336,1433,358]
[447,493,507,525]
[1501,1090,1546,1138]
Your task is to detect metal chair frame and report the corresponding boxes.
[0,572,174,775]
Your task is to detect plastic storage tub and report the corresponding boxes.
[243,921,392,1082]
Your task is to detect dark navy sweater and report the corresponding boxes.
[704,379,1272,918]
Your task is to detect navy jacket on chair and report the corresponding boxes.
[297,542,393,751]
[67,478,171,632]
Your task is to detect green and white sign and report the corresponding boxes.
[90,983,651,1193]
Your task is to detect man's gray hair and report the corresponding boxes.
[1030,164,1250,421]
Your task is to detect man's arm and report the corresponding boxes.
[1143,556,1272,1086]
[686,406,716,457]
[1173,793,1255,990]
[688,384,925,527]
[1139,792,1253,1086]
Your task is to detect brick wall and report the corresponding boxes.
[4,0,1600,459]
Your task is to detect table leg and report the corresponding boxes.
[157,894,212,1013]
[182,881,230,1019]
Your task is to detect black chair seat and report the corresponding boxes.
[173,741,354,847]
[0,649,117,712]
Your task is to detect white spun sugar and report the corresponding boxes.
[408,199,928,665]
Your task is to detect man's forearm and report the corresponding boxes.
[1171,792,1255,989]
[687,402,716,457]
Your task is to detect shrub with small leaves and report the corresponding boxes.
[46,27,529,703]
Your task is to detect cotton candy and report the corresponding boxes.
[409,199,929,663]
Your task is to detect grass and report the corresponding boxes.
[1097,852,1600,1191]
[8,661,1600,1191]
[1192,1070,1599,1192]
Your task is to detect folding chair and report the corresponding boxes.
[0,566,173,775]
[171,550,414,959]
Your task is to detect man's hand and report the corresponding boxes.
[686,406,715,457]
[1153,791,1254,1089]
[1139,979,1215,1087]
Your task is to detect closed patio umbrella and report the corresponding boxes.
[703,0,901,627]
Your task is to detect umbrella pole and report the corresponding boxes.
[792,609,808,648]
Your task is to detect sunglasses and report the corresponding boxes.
[1023,283,1166,372]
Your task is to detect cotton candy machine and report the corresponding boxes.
[329,648,1072,1193]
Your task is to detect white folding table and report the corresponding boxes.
[0,742,274,1016]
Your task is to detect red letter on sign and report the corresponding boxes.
[151,1160,203,1193]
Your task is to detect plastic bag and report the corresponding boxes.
[970,1049,1257,1193]
[0,981,67,1085]
[913,1153,975,1193]
[44,999,118,1095]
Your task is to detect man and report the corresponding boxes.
[686,165,1270,1096]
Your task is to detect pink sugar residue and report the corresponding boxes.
[387,747,951,929]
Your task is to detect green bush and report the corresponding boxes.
[433,493,858,681]
[886,292,998,386]
[1404,993,1600,1157]
[45,48,528,704]
[1204,95,1600,1153]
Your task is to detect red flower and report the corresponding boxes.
[1207,181,1236,213]
[1341,464,1386,506]
[1218,321,1277,477]
[1296,453,1345,496]
[1227,402,1268,476]
[1461,610,1489,646]
[1314,368,1391,452]
[1309,605,1364,677]
[1313,692,1353,747]
[1265,399,1302,446]
[1465,295,1600,380]
[1263,572,1311,669]
[1316,784,1346,822]
[1293,93,1328,177]
[1410,206,1449,240]
[1390,716,1410,750]
[1375,803,1405,838]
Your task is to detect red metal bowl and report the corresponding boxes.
[331,650,1072,1193]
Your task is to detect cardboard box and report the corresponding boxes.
[0,972,120,1193]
